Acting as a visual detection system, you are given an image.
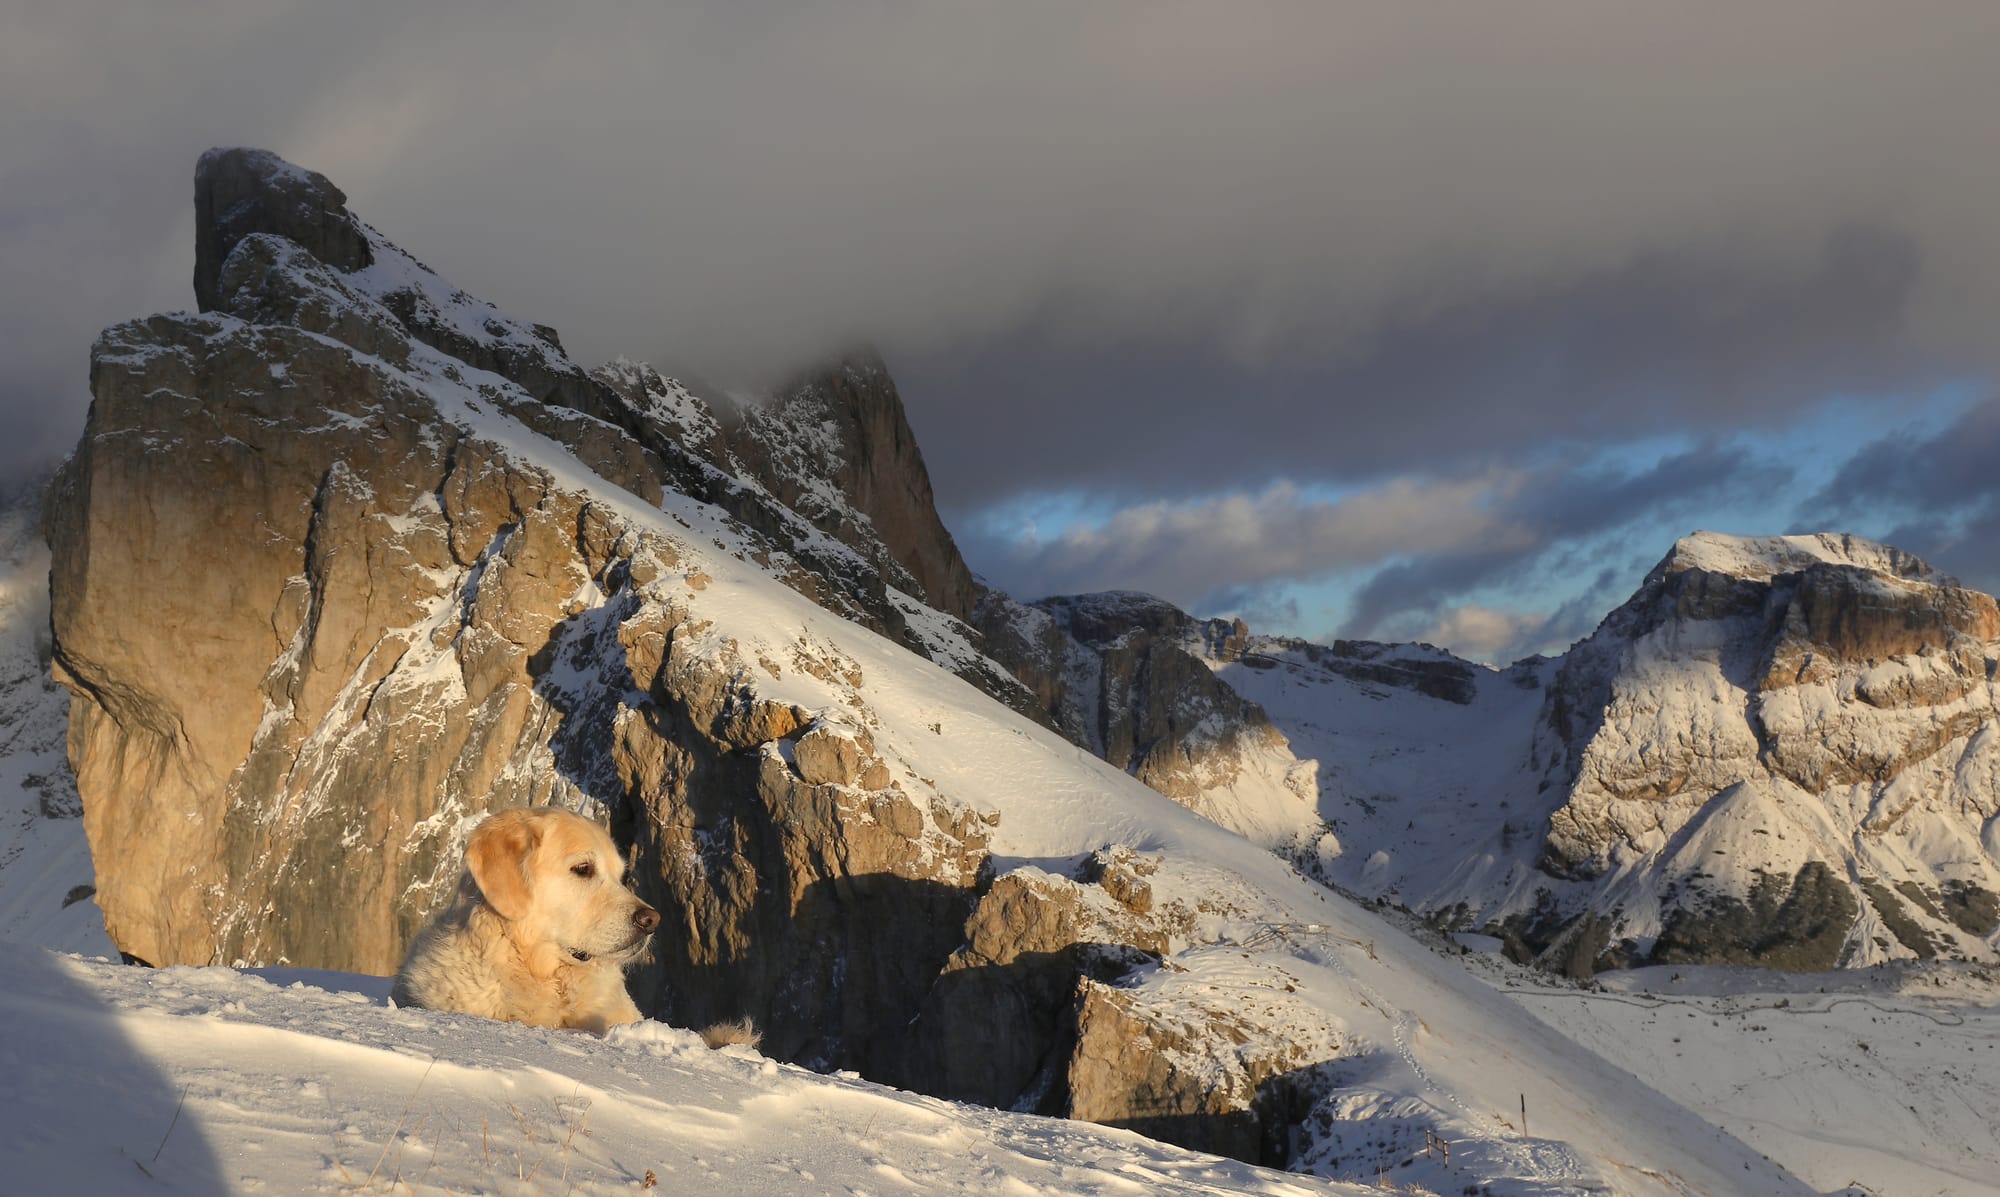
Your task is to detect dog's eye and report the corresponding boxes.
[571,862,595,879]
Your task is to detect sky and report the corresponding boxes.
[7,2,2000,662]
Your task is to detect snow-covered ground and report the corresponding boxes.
[1206,637,1557,914]
[1499,958,2000,1197]
[0,491,113,956]
[0,943,1363,1197]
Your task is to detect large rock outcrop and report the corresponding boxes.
[1527,532,2000,966]
[53,151,999,1049]
[713,356,980,624]
[975,590,1321,846]
[49,148,1336,1164]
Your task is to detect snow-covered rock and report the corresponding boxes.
[1537,531,2000,967]
[1208,531,2000,973]
[975,590,1322,847]
[52,151,1007,1093]
[21,148,1821,1194]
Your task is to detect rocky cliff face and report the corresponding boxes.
[974,589,1321,847]
[1524,531,2000,968]
[586,358,1052,730]
[47,148,1336,1163]
[713,355,980,624]
[1177,531,2000,973]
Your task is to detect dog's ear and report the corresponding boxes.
[465,809,543,922]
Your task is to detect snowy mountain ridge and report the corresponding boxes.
[1658,529,1953,586]
[1169,529,2000,977]
[0,146,1824,1195]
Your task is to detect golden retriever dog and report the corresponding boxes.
[392,807,659,1036]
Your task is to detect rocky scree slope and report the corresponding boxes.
[39,148,1819,1195]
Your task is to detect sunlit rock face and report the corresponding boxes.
[53,152,1003,1047]
[1531,532,2000,967]
[47,149,1333,1165]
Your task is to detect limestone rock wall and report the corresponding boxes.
[974,589,1320,847]
[1527,533,2000,967]
[48,148,1332,1162]
[719,356,980,625]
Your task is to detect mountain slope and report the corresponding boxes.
[0,479,110,955]
[1180,532,2000,974]
[0,943,1371,1197]
[29,147,1811,1195]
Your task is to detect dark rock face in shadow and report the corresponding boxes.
[194,147,371,312]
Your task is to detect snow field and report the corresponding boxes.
[1502,962,2000,1197]
[0,945,1360,1197]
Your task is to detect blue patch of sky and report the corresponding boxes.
[955,384,1983,656]
[952,479,1362,548]
[1763,383,1979,506]
[1351,384,1983,658]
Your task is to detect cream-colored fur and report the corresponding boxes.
[698,1016,763,1051]
[393,807,658,1036]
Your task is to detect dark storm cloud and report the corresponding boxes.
[7,2,2000,492]
[0,2,408,474]
[909,226,1921,508]
[1341,444,1793,641]
[960,439,1794,658]
[9,3,2000,664]
[1801,395,2000,590]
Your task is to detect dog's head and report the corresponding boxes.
[463,807,660,967]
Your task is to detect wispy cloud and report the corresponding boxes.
[1800,393,2000,589]
[964,440,1796,660]
[1408,606,1555,662]
[962,473,1531,603]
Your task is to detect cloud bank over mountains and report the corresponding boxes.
[7,2,1998,657]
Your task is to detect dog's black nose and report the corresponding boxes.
[633,905,660,932]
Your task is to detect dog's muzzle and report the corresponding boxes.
[569,903,660,963]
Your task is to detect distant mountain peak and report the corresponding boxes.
[1656,530,1951,586]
